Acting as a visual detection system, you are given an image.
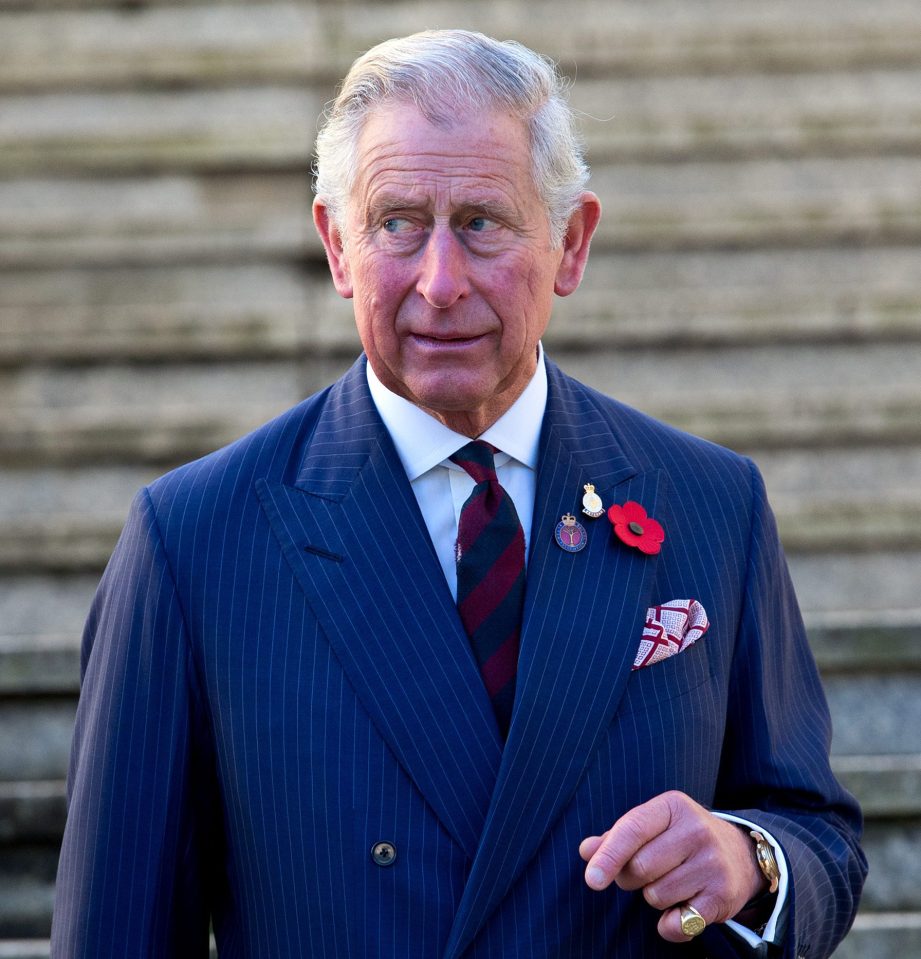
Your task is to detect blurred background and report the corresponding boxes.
[1,0,920,955]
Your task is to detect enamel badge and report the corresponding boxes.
[581,483,604,518]
[555,514,587,553]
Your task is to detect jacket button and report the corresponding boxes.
[371,841,397,866]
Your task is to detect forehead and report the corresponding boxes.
[351,102,538,209]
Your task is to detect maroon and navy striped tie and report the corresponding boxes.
[451,440,525,739]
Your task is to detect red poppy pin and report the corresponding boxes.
[607,501,665,555]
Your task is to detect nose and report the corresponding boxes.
[416,226,471,309]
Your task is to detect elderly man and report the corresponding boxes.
[53,29,865,958]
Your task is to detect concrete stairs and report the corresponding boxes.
[2,620,920,954]
[1,1,920,954]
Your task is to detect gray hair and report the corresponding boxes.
[313,29,590,247]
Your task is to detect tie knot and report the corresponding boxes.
[450,440,498,485]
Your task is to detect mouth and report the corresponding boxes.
[409,332,490,349]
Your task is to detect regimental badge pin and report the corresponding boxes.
[581,483,604,518]
[555,514,587,553]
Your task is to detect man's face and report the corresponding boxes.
[315,102,597,435]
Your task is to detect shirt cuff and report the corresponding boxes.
[710,811,789,950]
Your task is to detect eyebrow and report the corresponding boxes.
[363,195,520,227]
[458,200,519,223]
[363,194,428,224]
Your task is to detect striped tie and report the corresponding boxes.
[451,440,525,739]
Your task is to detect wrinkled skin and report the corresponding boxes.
[314,102,600,437]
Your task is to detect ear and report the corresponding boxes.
[313,197,353,299]
[554,192,602,297]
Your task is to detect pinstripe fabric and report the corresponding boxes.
[52,355,865,958]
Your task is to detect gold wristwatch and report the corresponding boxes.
[749,830,780,894]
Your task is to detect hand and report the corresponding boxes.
[579,790,767,942]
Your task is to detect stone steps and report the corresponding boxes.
[3,157,921,268]
[0,555,918,639]
[1,618,917,771]
[1,763,918,943]
[2,0,921,94]
[0,941,219,959]
[576,70,921,163]
[834,916,921,959]
[2,247,920,366]
[2,491,920,574]
[832,755,921,818]
[0,635,83,698]
[3,618,914,945]
[0,934,903,959]
[1,340,918,416]
[4,754,919,843]
[8,342,912,405]
[3,374,920,466]
[0,943,55,959]
[0,846,57,940]
[3,69,921,176]
[1,446,913,521]
[24,612,921,948]
[3,631,920,708]
[3,839,920,948]
[0,264,324,365]
[0,174,311,269]
[0,577,99,646]
[4,684,919,788]
[1,0,918,952]
[0,88,320,177]
[787,552,921,620]
[0,702,76,783]
[589,157,921,252]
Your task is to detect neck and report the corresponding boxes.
[419,383,529,438]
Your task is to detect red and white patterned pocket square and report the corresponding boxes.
[633,600,709,670]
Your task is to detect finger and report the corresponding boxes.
[644,823,751,917]
[658,900,711,944]
[627,810,729,899]
[622,834,696,897]
[639,855,701,909]
[579,834,605,862]
[584,797,674,890]
[656,877,741,942]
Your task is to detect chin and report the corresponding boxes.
[408,374,493,412]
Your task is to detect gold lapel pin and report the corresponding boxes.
[581,483,604,518]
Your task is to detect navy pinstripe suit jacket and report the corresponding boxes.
[52,356,865,958]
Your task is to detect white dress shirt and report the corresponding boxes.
[365,348,787,950]
[366,347,546,601]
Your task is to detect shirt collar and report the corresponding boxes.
[366,344,547,481]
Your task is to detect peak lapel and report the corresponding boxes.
[257,361,502,860]
[444,363,667,955]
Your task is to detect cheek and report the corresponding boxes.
[355,257,413,317]
[489,262,554,345]
[353,290,405,365]
[487,250,556,310]
[526,254,561,303]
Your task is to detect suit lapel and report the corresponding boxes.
[256,361,502,860]
[444,362,667,956]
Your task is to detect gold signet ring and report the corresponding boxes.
[679,903,707,937]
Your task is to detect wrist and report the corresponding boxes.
[748,830,780,896]
[734,828,780,927]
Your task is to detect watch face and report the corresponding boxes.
[751,832,780,892]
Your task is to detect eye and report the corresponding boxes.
[382,217,412,234]
[466,216,497,233]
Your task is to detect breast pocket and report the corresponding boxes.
[616,640,714,718]
[603,641,724,799]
